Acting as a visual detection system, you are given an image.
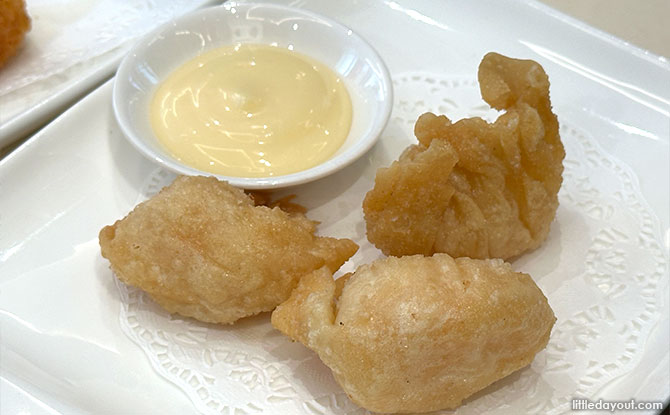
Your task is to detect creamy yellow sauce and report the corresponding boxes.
[150,44,352,177]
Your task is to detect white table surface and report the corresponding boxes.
[538,0,669,58]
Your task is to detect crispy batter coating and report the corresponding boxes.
[246,191,307,215]
[363,53,565,259]
[272,254,555,413]
[0,0,30,68]
[99,176,358,324]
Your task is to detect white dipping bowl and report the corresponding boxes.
[113,2,392,189]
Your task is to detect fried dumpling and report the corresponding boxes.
[99,176,358,324]
[363,52,565,259]
[0,0,30,68]
[272,254,555,413]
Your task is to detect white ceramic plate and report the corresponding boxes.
[1,1,668,414]
[113,2,392,189]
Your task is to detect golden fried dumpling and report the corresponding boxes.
[363,52,565,259]
[0,0,30,67]
[272,254,555,413]
[99,176,358,324]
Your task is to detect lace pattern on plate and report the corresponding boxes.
[115,73,668,415]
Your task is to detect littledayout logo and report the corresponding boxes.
[571,398,664,412]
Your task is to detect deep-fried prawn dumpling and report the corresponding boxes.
[272,254,555,413]
[99,176,358,324]
[363,52,565,259]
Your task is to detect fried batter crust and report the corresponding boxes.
[363,52,565,259]
[0,0,30,67]
[272,254,555,413]
[99,176,358,324]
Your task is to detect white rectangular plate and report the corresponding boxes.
[1,1,668,414]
